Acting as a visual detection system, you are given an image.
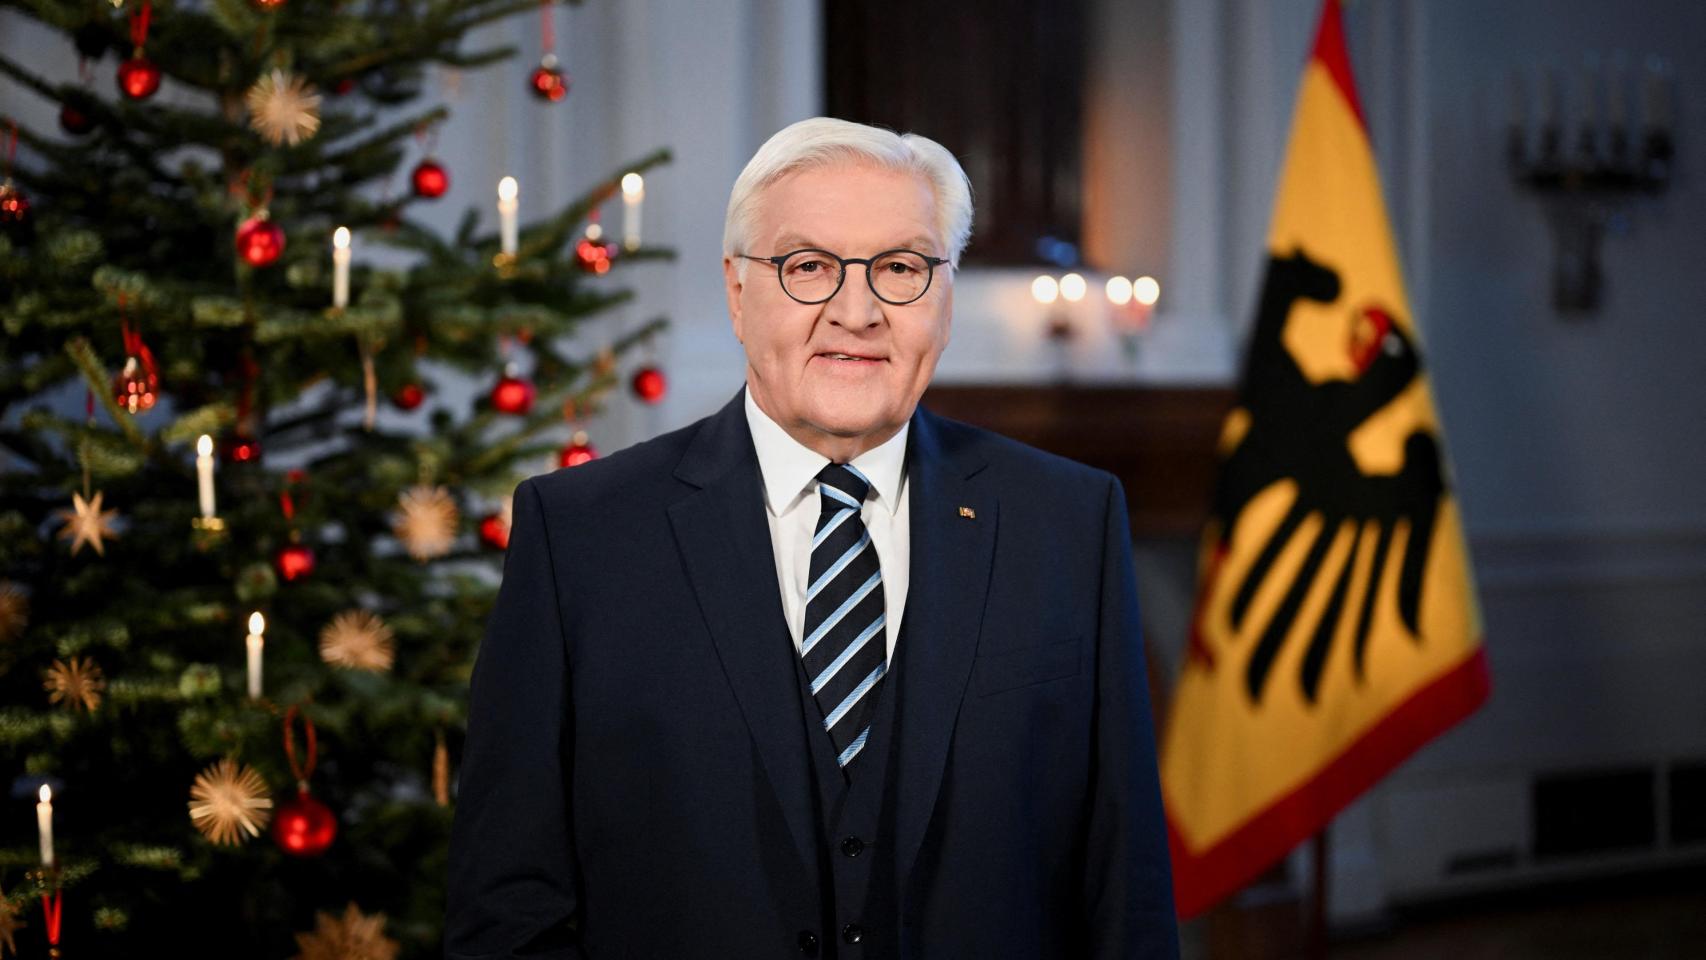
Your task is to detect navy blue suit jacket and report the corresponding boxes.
[446,390,1178,958]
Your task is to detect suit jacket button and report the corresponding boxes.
[797,930,819,955]
[841,835,864,857]
[842,923,863,944]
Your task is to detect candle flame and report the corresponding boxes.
[1105,276,1133,305]
[249,611,265,635]
[621,172,645,198]
[1031,275,1059,305]
[40,784,51,803]
[1059,273,1087,303]
[333,226,351,249]
[197,434,214,457]
[1133,275,1161,306]
[498,176,518,201]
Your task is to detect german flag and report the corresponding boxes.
[1161,0,1489,918]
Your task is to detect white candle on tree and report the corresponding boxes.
[332,226,351,309]
[497,176,519,256]
[196,434,216,519]
[37,784,54,867]
[620,172,644,251]
[246,611,265,699]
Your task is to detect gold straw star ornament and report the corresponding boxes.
[188,757,273,845]
[319,609,396,672]
[246,69,322,146]
[0,882,24,956]
[56,489,119,556]
[44,656,106,712]
[393,484,459,562]
[292,903,399,960]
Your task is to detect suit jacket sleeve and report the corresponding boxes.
[1084,476,1181,958]
[446,477,586,959]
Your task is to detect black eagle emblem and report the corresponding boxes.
[1194,248,1448,706]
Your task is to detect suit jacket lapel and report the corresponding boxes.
[892,406,997,885]
[667,391,818,879]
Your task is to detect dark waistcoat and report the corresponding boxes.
[790,614,912,960]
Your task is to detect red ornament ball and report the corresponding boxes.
[220,432,262,464]
[490,373,535,415]
[0,182,31,239]
[529,55,569,102]
[331,76,356,96]
[236,214,286,267]
[113,350,160,415]
[631,366,667,404]
[574,237,616,275]
[59,104,95,135]
[276,543,316,581]
[392,382,425,411]
[559,436,598,469]
[478,512,510,550]
[116,56,162,100]
[411,159,450,199]
[272,787,337,856]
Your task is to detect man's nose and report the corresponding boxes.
[824,264,883,328]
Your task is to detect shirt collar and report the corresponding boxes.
[744,388,909,518]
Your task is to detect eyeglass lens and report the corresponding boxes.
[781,250,933,304]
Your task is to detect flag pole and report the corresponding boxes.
[1307,827,1329,959]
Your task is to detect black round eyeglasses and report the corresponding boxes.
[739,248,949,306]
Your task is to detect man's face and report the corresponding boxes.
[724,162,952,454]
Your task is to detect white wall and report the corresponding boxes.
[1375,0,1706,911]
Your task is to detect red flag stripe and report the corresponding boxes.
[1309,0,1367,130]
[1167,647,1490,918]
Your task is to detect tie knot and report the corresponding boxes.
[816,463,871,506]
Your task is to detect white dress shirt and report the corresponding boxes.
[744,389,910,663]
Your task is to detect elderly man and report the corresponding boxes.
[446,117,1177,959]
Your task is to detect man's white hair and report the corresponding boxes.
[723,117,974,272]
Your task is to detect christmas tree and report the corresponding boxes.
[0,1,670,955]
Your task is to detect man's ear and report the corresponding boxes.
[723,256,744,343]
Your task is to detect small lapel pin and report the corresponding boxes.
[958,506,976,519]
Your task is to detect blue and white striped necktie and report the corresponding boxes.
[801,463,888,773]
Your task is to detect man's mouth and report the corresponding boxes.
[816,352,885,362]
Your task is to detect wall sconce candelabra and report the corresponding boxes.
[1506,55,1675,315]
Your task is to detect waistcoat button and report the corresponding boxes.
[797,930,819,955]
[842,923,864,944]
[841,835,864,857]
